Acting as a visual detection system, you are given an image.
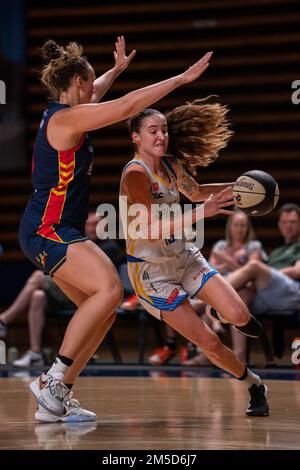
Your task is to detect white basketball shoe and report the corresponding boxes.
[29,373,70,416]
[35,392,96,422]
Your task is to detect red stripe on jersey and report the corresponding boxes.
[31,153,35,173]
[37,136,84,240]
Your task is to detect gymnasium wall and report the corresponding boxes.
[0,0,299,288]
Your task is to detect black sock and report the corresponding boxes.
[237,366,248,381]
[165,337,177,350]
[64,383,73,390]
[57,354,74,367]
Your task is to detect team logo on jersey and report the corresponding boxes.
[166,288,179,304]
[153,192,164,200]
[36,251,47,270]
[152,183,159,191]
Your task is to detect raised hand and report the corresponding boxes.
[203,186,235,218]
[113,36,136,73]
[180,51,213,85]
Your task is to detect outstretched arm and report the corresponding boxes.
[122,167,234,241]
[51,51,212,137]
[171,158,234,202]
[91,36,136,103]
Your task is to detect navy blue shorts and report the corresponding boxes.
[19,213,88,276]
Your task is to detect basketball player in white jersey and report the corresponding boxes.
[120,101,269,416]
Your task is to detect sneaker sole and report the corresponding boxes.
[206,306,230,325]
[232,325,260,339]
[246,410,269,417]
[29,379,64,417]
[207,307,261,338]
[35,410,96,423]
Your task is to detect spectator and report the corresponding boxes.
[0,212,122,366]
[207,209,267,362]
[0,271,74,366]
[212,203,300,359]
[85,211,122,268]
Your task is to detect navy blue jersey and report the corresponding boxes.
[19,102,93,275]
[26,102,93,239]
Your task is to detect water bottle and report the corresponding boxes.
[291,337,300,369]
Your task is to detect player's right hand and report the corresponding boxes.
[203,187,235,217]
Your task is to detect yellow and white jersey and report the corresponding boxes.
[121,155,188,263]
[120,155,218,320]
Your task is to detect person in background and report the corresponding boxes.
[0,270,74,365]
[190,209,267,364]
[0,211,123,368]
[85,211,122,268]
[211,204,300,351]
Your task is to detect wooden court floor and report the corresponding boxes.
[0,376,299,450]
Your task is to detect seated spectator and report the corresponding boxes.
[86,211,123,268]
[0,211,122,366]
[0,271,74,366]
[212,203,300,359]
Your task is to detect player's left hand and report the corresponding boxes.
[113,36,136,73]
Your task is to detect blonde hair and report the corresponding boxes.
[40,40,90,100]
[166,96,233,175]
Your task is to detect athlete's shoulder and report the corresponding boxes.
[163,155,183,178]
[123,157,149,177]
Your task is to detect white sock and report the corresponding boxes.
[238,367,262,388]
[46,357,69,382]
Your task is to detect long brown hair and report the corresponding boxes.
[225,209,255,245]
[166,96,233,175]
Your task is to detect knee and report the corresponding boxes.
[229,301,250,326]
[247,259,263,273]
[105,278,124,309]
[30,289,47,307]
[28,270,44,288]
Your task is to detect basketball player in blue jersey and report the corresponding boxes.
[120,102,269,416]
[19,37,213,422]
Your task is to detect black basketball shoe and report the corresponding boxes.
[246,383,269,417]
[206,306,263,338]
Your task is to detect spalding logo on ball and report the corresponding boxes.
[233,170,279,217]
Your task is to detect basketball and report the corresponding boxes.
[233,170,279,216]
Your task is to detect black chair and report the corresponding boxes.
[116,307,163,364]
[117,263,163,364]
[248,309,300,364]
[259,309,300,358]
